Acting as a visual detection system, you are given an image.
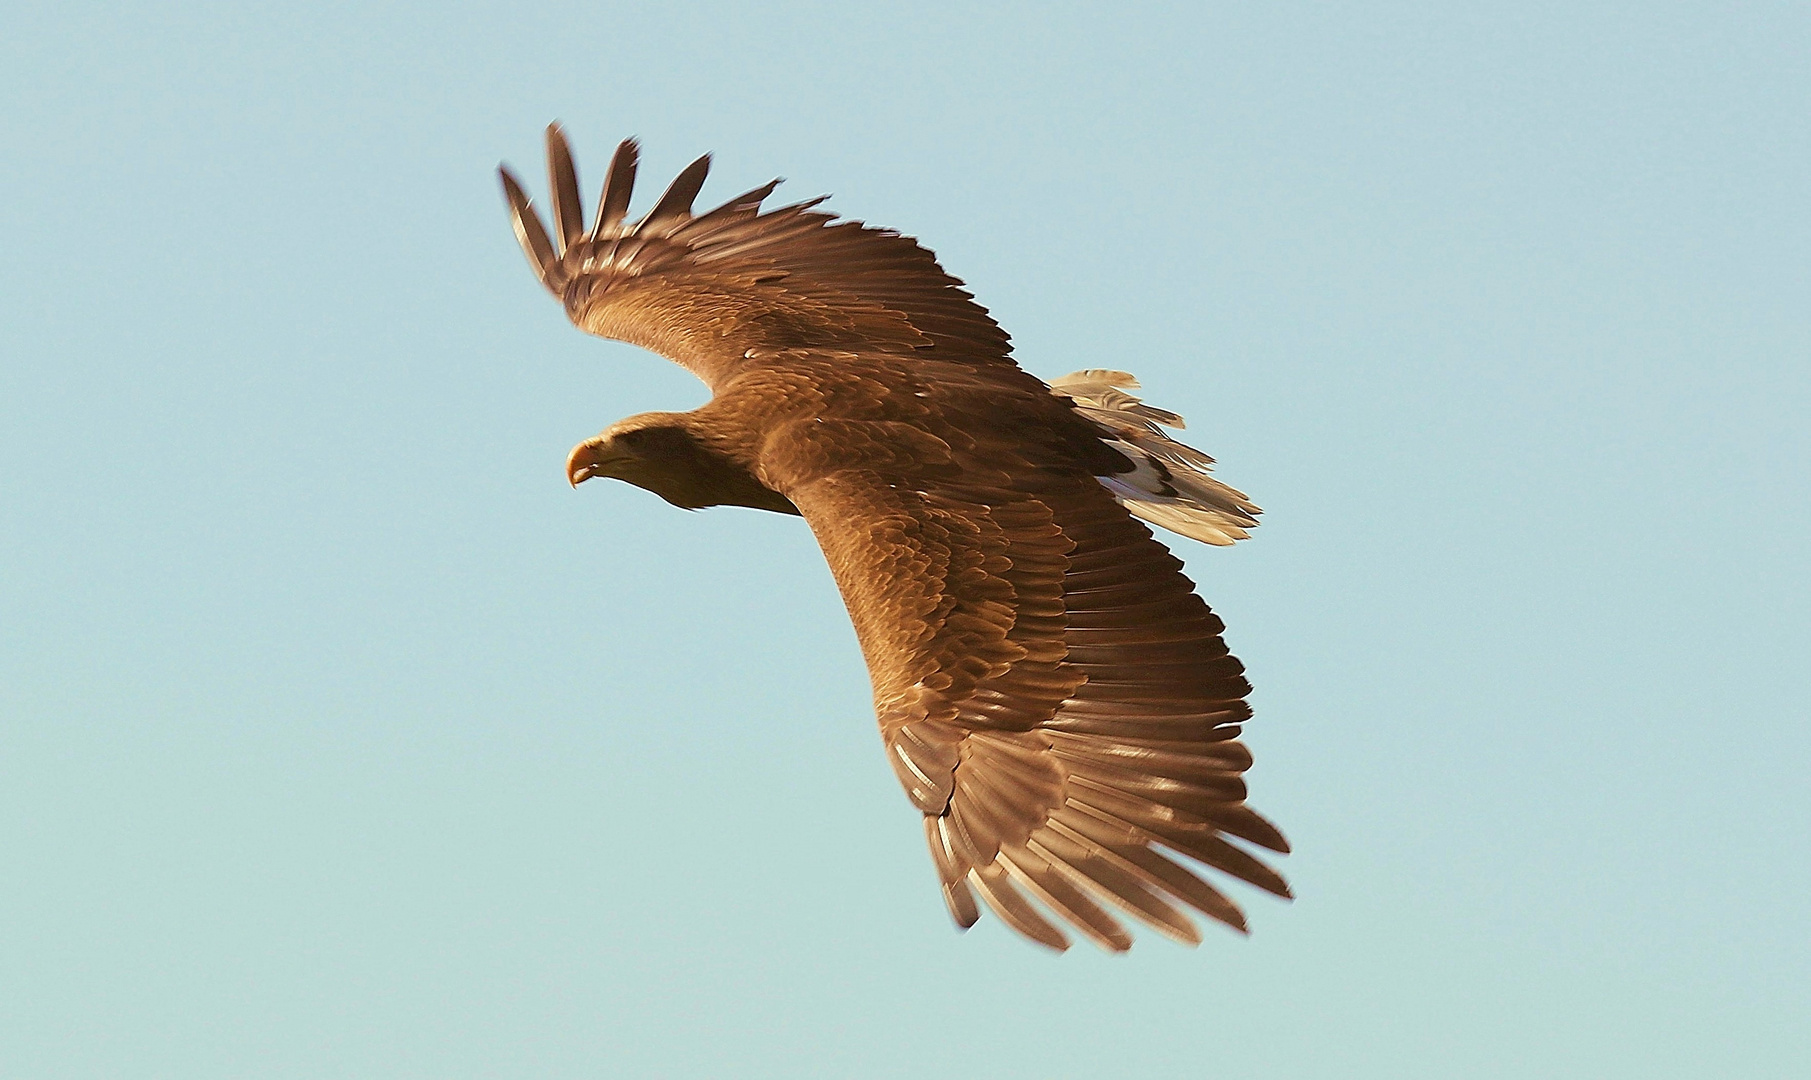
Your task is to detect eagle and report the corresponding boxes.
[499,126,1289,951]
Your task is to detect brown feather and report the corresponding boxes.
[1027,832,1201,945]
[498,167,558,289]
[998,845,1133,952]
[592,138,639,240]
[545,123,585,252]
[924,816,980,927]
[970,863,1068,951]
[644,153,712,231]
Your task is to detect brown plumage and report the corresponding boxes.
[500,125,1288,951]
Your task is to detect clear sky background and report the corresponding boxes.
[3,2,1807,1077]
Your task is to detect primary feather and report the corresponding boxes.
[501,125,1288,951]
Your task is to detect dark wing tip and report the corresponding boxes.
[498,165,558,291]
[699,176,783,220]
[593,137,641,239]
[544,122,584,252]
[644,152,713,228]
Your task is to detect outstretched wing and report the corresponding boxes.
[501,124,1014,390]
[754,388,1289,951]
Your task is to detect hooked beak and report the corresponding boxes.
[565,437,622,488]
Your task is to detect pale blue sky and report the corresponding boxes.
[3,2,1807,1077]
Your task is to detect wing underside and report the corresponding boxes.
[771,418,1288,952]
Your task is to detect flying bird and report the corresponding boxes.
[499,126,1289,951]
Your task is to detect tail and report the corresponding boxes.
[1050,370,1261,547]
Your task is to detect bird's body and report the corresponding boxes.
[501,127,1288,951]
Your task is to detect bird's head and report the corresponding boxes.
[565,412,691,490]
[565,411,800,516]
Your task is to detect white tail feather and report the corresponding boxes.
[1050,369,1260,547]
